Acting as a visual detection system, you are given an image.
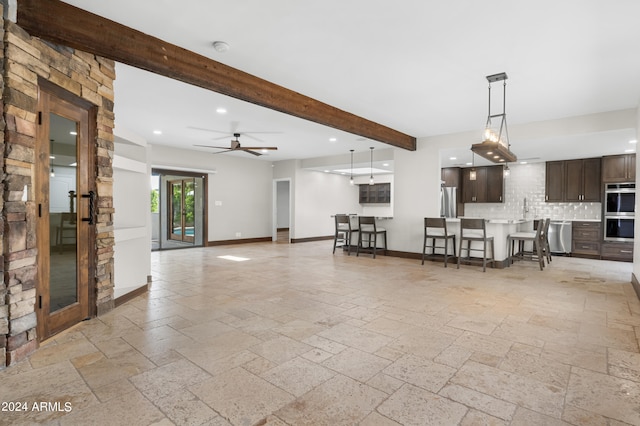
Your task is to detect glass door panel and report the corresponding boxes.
[49,114,78,313]
[169,180,183,241]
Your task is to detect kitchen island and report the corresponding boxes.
[444,218,535,267]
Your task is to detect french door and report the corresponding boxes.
[36,82,95,340]
[169,178,195,243]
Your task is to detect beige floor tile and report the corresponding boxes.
[383,353,457,393]
[608,347,640,382]
[510,407,572,425]
[59,389,165,426]
[377,383,468,426]
[565,366,640,425]
[1,243,638,425]
[154,389,226,426]
[76,349,156,389]
[130,358,211,402]
[451,361,565,418]
[249,335,313,364]
[317,323,394,353]
[498,350,571,388]
[460,409,509,426]
[321,347,391,382]
[439,384,516,421]
[190,367,295,426]
[261,356,336,396]
[360,411,402,425]
[274,374,386,426]
[29,335,99,369]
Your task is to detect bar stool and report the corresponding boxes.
[540,218,552,264]
[422,217,456,267]
[333,214,356,255]
[357,216,387,258]
[507,222,544,270]
[457,218,494,272]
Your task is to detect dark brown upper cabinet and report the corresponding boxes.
[359,183,391,204]
[462,165,503,203]
[546,158,601,202]
[602,154,635,183]
[545,161,565,202]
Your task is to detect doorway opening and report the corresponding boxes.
[152,169,207,250]
[273,179,291,243]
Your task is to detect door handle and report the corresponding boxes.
[81,190,96,225]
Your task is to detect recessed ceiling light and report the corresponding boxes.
[487,151,493,155]
[625,148,635,153]
[69,131,77,135]
[324,170,330,173]
[212,41,230,53]
[153,130,162,135]
[261,149,269,153]
[216,107,227,114]
[466,162,472,165]
[449,157,457,160]
[329,137,337,142]
[382,163,389,167]
[630,139,637,144]
[520,161,528,164]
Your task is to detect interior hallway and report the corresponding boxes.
[1,241,639,425]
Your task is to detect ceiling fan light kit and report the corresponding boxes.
[471,72,517,164]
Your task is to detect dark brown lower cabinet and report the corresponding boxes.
[571,221,601,259]
[601,242,634,262]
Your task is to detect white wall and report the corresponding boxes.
[293,169,360,239]
[151,145,273,241]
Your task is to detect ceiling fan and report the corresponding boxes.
[194,133,278,156]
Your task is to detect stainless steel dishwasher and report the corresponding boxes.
[548,220,572,254]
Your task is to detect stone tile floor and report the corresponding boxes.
[1,241,640,425]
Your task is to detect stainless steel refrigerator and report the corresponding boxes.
[440,186,457,218]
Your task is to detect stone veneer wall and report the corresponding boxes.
[1,18,115,368]
[463,162,602,221]
[0,4,6,369]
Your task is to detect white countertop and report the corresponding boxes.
[446,217,601,223]
[446,217,532,224]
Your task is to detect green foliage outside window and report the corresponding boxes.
[150,189,159,213]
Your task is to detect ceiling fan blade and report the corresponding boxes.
[243,150,262,156]
[211,149,234,155]
[194,144,232,149]
[187,126,228,134]
[212,135,231,141]
[238,147,278,150]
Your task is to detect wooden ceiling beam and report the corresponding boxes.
[16,0,416,151]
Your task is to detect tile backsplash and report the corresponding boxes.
[462,162,601,220]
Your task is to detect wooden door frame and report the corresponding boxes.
[36,78,97,340]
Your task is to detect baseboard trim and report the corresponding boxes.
[632,272,640,301]
[208,237,272,246]
[386,250,507,269]
[277,227,290,232]
[291,235,334,243]
[114,284,149,307]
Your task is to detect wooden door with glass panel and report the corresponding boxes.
[36,83,95,340]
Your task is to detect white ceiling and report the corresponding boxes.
[61,0,640,170]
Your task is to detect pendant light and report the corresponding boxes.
[503,163,510,178]
[471,72,517,163]
[369,147,374,185]
[349,149,354,185]
[469,153,477,181]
